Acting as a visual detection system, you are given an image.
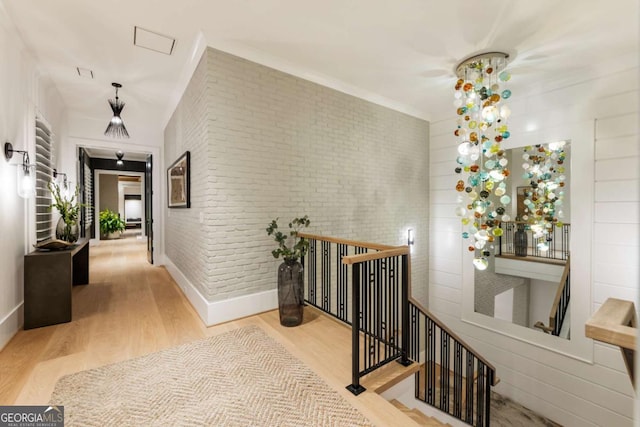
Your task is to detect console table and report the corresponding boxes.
[24,238,90,329]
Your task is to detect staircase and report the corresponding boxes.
[299,232,498,426]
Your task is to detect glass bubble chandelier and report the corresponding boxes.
[521,141,567,252]
[453,52,512,271]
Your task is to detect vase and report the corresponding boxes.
[277,259,304,327]
[56,217,79,243]
[514,224,528,257]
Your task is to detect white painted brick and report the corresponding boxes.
[165,47,429,305]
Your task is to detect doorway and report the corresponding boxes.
[78,147,155,264]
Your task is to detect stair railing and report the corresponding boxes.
[343,247,412,395]
[534,256,571,336]
[408,299,497,427]
[298,233,411,394]
[299,232,498,426]
[498,221,570,261]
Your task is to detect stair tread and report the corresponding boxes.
[361,360,420,393]
[389,399,449,427]
[390,399,410,411]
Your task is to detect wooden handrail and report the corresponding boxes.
[548,255,571,331]
[342,247,409,265]
[297,232,400,251]
[586,298,637,351]
[586,298,637,389]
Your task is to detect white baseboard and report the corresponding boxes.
[0,303,23,351]
[163,256,278,326]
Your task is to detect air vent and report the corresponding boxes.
[134,26,175,55]
[76,67,94,79]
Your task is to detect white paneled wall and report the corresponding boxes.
[429,68,638,426]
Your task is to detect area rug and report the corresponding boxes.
[50,326,372,426]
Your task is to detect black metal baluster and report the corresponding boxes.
[476,361,486,427]
[465,353,474,423]
[454,341,463,418]
[337,243,348,322]
[375,258,382,368]
[322,241,330,313]
[485,368,492,427]
[308,240,316,306]
[412,305,419,398]
[441,330,450,413]
[427,317,435,405]
[383,258,389,360]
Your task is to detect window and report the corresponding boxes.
[35,116,54,242]
[84,163,93,230]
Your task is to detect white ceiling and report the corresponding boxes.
[4,0,639,142]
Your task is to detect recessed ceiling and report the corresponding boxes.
[3,1,638,143]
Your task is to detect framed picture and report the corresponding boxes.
[167,151,190,208]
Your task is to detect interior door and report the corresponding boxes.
[145,154,154,264]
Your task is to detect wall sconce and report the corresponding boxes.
[53,169,68,189]
[407,228,414,246]
[4,142,35,198]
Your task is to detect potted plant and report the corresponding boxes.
[99,209,126,239]
[266,216,311,327]
[49,182,81,243]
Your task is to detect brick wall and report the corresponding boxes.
[165,47,429,304]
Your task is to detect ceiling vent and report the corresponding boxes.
[76,67,94,79]
[134,26,176,55]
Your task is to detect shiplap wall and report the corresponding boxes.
[429,67,638,426]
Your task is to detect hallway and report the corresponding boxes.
[0,239,206,405]
[0,239,420,426]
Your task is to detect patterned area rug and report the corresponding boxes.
[50,326,372,426]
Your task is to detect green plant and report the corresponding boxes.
[49,182,81,225]
[266,216,311,261]
[99,209,126,235]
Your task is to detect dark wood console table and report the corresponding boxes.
[24,238,90,329]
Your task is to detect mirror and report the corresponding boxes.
[474,141,571,339]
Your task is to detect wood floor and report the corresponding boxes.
[0,238,422,426]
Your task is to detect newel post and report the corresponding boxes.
[346,262,366,395]
[399,253,412,366]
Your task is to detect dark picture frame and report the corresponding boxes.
[167,151,190,208]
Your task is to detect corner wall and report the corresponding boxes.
[164,47,429,324]
[429,67,638,426]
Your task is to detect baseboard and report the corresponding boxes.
[0,303,23,351]
[163,256,278,326]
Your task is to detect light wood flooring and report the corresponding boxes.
[0,238,424,426]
